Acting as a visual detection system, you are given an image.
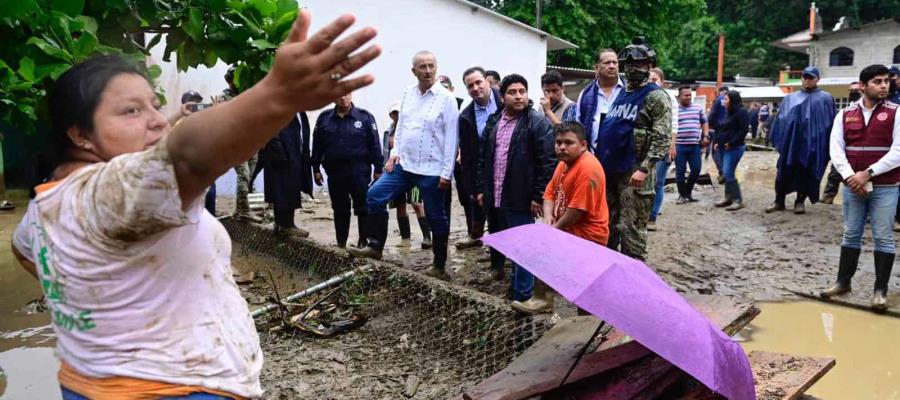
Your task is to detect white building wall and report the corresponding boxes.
[810,21,900,79]
[146,0,553,198]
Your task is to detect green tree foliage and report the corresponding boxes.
[0,0,299,134]
[475,0,899,80]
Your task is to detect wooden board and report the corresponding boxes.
[677,351,835,400]
[461,295,759,400]
[786,287,900,318]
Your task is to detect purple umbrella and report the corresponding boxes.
[482,224,755,400]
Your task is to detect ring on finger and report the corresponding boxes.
[330,72,342,81]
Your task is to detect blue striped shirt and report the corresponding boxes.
[676,104,707,145]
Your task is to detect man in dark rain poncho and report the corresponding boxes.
[765,67,836,215]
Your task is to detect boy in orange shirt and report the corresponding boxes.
[512,121,609,314]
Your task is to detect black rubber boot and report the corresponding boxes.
[417,217,432,249]
[714,182,733,207]
[355,214,368,248]
[397,215,411,240]
[424,233,450,281]
[820,246,860,298]
[347,213,388,260]
[333,211,351,248]
[873,251,895,310]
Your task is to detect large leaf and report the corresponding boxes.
[0,0,40,19]
[147,64,162,80]
[145,32,163,52]
[249,0,277,17]
[162,30,186,62]
[208,0,228,13]
[17,57,36,82]
[50,0,85,17]
[34,62,71,80]
[76,15,98,35]
[73,32,99,61]
[183,7,204,41]
[26,36,73,63]
[250,39,276,50]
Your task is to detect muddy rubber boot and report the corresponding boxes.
[455,235,483,249]
[872,251,895,311]
[417,217,432,249]
[725,182,745,211]
[820,246,860,298]
[714,182,733,208]
[793,200,806,215]
[511,280,554,315]
[766,194,786,213]
[821,193,835,205]
[348,213,388,260]
[424,233,450,281]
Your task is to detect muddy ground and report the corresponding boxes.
[220,150,898,399]
[225,150,897,305]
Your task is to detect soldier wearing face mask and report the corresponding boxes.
[593,37,672,261]
[822,82,863,204]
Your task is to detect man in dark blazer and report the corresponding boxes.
[457,66,502,251]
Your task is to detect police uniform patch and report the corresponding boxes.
[354,120,362,128]
[877,112,889,122]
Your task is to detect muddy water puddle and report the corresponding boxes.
[0,191,60,398]
[741,301,900,399]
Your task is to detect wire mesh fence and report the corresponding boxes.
[222,218,552,398]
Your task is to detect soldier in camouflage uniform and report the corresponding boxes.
[220,67,260,221]
[595,38,671,261]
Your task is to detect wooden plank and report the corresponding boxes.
[462,295,758,400]
[552,355,675,400]
[786,287,900,317]
[677,351,835,400]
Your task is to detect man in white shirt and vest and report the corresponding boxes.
[350,51,460,280]
[821,64,900,310]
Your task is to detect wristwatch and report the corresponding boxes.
[867,168,875,177]
[638,167,649,174]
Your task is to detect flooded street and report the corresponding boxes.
[3,151,900,398]
[742,301,900,399]
[0,190,59,399]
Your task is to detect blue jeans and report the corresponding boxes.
[842,186,899,254]
[675,143,702,191]
[63,387,233,400]
[366,164,449,234]
[650,156,671,221]
[721,145,744,183]
[487,207,535,301]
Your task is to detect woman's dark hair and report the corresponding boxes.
[49,54,150,162]
[725,90,743,112]
[499,73,528,95]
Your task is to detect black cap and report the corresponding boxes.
[181,90,203,104]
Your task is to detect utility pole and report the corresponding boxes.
[716,34,725,90]
[535,0,543,30]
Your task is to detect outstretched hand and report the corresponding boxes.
[264,10,381,113]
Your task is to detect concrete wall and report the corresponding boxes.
[147,0,553,198]
[810,21,900,79]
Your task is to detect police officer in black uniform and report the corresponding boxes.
[312,92,383,248]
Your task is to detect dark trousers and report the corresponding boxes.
[327,171,369,246]
[487,206,534,301]
[454,163,485,238]
[274,207,296,228]
[205,183,216,215]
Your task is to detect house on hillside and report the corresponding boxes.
[148,0,576,197]
[772,12,900,108]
